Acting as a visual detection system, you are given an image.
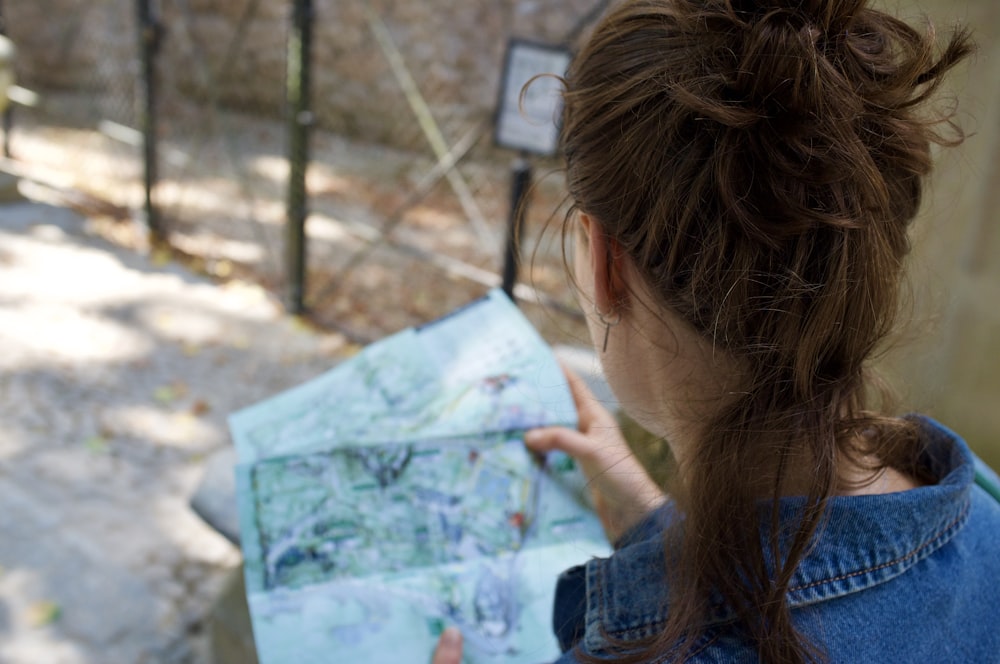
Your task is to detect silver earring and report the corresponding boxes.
[594,303,621,353]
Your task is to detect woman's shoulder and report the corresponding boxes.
[556,416,1000,663]
[790,416,1000,662]
[907,414,1000,519]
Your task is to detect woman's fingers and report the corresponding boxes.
[431,627,462,664]
[528,359,667,542]
[526,420,666,543]
[524,426,596,460]
[558,360,618,428]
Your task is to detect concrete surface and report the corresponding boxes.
[0,186,350,663]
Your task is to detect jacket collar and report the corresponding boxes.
[582,416,974,651]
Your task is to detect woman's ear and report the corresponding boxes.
[580,212,628,314]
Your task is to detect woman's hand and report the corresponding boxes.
[525,362,667,544]
[431,627,462,664]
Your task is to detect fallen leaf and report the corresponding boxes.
[151,248,172,267]
[153,385,176,403]
[190,399,211,417]
[341,343,363,358]
[27,601,61,627]
[231,335,251,350]
[212,259,233,278]
[84,435,109,455]
[154,381,189,404]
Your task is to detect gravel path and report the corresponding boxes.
[0,191,350,663]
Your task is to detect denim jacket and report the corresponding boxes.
[551,417,1000,663]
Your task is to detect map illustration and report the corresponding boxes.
[231,290,610,663]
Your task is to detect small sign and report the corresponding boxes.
[494,39,572,156]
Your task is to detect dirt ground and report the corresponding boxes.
[6,91,590,347]
[0,91,664,664]
[0,94,596,664]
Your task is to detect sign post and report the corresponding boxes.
[493,39,571,300]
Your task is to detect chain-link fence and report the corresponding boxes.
[3,0,607,343]
[2,1,142,221]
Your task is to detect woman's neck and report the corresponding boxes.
[601,284,926,501]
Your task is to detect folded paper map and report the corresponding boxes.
[231,289,611,663]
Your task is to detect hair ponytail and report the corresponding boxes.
[561,1,972,662]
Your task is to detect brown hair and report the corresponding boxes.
[560,0,972,662]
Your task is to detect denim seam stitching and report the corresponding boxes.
[789,498,970,594]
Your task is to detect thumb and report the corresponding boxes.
[431,627,463,664]
[524,426,594,460]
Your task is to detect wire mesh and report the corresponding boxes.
[3,0,609,344]
[3,0,143,218]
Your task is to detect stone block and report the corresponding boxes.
[0,172,23,203]
[209,566,259,664]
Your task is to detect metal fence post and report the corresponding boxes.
[137,0,163,240]
[501,157,533,300]
[286,0,314,315]
[0,0,12,158]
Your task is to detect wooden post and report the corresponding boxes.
[136,0,163,240]
[285,0,314,314]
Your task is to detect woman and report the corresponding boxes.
[436,0,1000,661]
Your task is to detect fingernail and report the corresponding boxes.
[524,430,540,444]
[440,626,461,647]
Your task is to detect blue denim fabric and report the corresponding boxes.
[552,417,1000,663]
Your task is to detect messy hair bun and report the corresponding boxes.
[684,0,969,244]
[561,0,972,662]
